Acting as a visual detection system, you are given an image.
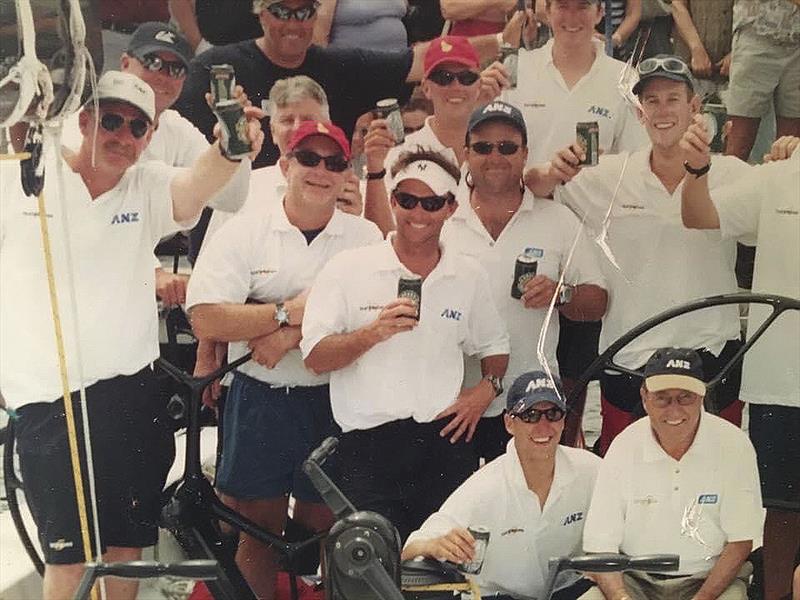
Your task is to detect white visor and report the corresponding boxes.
[391,160,458,197]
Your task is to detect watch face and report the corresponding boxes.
[275,304,289,324]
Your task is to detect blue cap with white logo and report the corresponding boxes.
[506,371,566,415]
[643,347,706,396]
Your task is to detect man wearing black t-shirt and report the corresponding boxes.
[175,0,519,169]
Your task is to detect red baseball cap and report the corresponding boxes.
[424,36,480,78]
[287,120,351,160]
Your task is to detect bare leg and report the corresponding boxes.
[101,546,144,600]
[763,509,800,600]
[725,115,761,160]
[233,496,289,600]
[43,563,85,600]
[293,499,335,575]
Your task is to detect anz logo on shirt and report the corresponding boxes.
[111,211,140,225]
[562,511,584,526]
[698,494,719,505]
[587,105,612,119]
[440,308,462,321]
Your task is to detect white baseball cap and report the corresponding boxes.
[92,71,156,122]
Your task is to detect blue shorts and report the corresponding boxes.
[216,372,336,502]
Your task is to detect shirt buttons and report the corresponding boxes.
[489,242,495,247]
[673,486,679,491]
[674,468,680,474]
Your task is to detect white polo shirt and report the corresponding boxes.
[556,149,748,369]
[300,237,510,432]
[583,412,764,576]
[0,139,189,408]
[504,39,647,164]
[384,116,458,173]
[186,202,382,387]
[58,109,249,212]
[406,441,601,598]
[441,190,606,417]
[202,164,287,251]
[712,151,800,408]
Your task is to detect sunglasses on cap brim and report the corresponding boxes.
[637,56,691,77]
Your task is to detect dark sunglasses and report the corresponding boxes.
[290,149,349,172]
[470,141,521,156]
[138,53,187,78]
[393,191,451,212]
[99,112,149,139]
[266,1,319,21]
[427,69,480,87]
[513,406,566,424]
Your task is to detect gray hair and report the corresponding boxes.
[267,75,330,119]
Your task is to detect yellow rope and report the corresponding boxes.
[36,191,96,599]
[0,152,32,160]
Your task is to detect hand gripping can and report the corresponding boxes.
[210,64,235,106]
[702,102,727,154]
[500,43,519,90]
[461,526,490,575]
[215,100,252,160]
[576,121,599,166]
[398,274,422,320]
[511,251,538,299]
[374,98,405,145]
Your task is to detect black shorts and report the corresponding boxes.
[14,367,175,564]
[556,316,602,380]
[748,404,800,509]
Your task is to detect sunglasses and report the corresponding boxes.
[637,56,691,77]
[427,69,480,87]
[138,53,187,79]
[512,406,565,424]
[393,191,451,212]
[99,112,150,139]
[290,149,349,172]
[470,141,521,155]
[266,1,319,21]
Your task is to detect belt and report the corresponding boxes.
[102,21,140,34]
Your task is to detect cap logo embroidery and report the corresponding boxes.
[525,378,555,392]
[155,30,176,44]
[317,122,329,134]
[416,163,427,170]
[483,102,512,115]
[441,41,453,52]
[665,359,691,369]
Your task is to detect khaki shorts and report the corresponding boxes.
[577,562,752,600]
[727,26,800,119]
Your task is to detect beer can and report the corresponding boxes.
[500,43,519,90]
[461,526,490,575]
[511,252,538,299]
[215,100,252,160]
[576,121,599,166]
[397,274,422,320]
[702,103,727,154]
[210,64,235,106]
[374,98,405,145]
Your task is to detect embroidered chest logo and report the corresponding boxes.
[698,494,719,505]
[588,105,612,119]
[634,495,659,506]
[111,211,140,224]
[501,527,525,536]
[562,512,583,526]
[440,308,462,321]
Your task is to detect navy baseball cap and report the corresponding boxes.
[643,347,706,396]
[127,22,193,68]
[506,371,567,415]
[467,101,527,145]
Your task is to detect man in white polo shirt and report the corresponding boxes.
[528,55,750,454]
[403,371,601,600]
[302,149,510,541]
[681,126,800,600]
[505,0,648,447]
[442,101,607,462]
[0,70,263,600]
[580,347,763,600]
[186,120,381,599]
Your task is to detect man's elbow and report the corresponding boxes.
[304,350,330,376]
[188,305,218,341]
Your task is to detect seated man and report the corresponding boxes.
[580,347,764,600]
[403,371,601,600]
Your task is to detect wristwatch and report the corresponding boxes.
[273,302,290,328]
[483,374,504,398]
[684,161,711,178]
[555,283,575,307]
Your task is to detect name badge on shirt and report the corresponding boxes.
[698,494,719,505]
[524,247,544,258]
